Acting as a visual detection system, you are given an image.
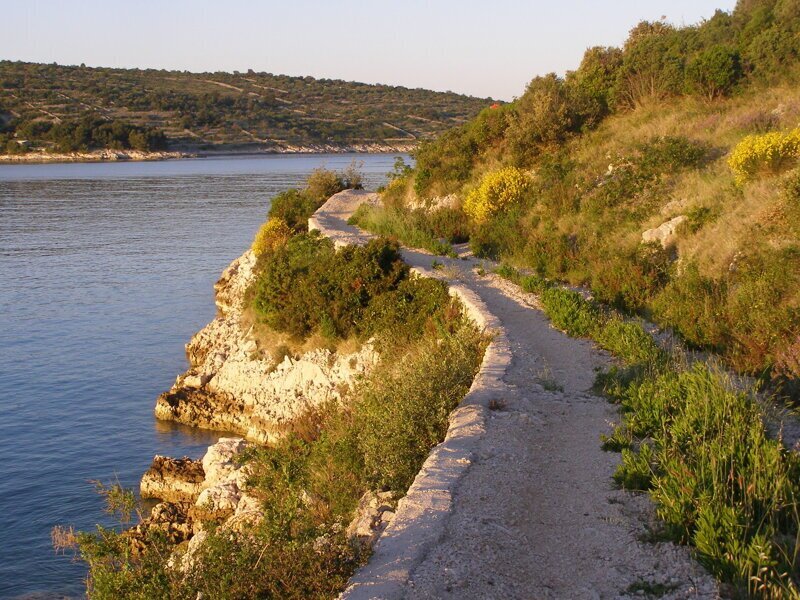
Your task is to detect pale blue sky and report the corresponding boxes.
[5,0,736,100]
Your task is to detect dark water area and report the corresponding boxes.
[0,154,400,599]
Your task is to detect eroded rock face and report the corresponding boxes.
[135,438,263,562]
[126,501,195,555]
[154,250,378,443]
[140,456,205,503]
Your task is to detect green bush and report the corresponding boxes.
[611,21,686,108]
[253,234,409,340]
[539,287,599,337]
[305,168,345,203]
[590,244,672,312]
[505,74,575,165]
[355,320,485,491]
[652,264,728,351]
[685,46,742,100]
[594,317,664,366]
[605,363,800,594]
[566,46,624,129]
[363,277,455,348]
[268,189,322,231]
[469,208,526,260]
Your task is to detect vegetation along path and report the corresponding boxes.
[313,190,718,600]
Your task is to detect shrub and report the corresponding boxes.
[652,264,728,351]
[594,317,664,366]
[728,128,800,185]
[611,21,686,108]
[363,276,454,347]
[305,167,345,202]
[355,320,485,491]
[685,46,742,100]
[566,46,624,129]
[253,234,415,340]
[463,167,531,223]
[605,363,800,594]
[268,189,321,231]
[469,208,526,260]
[505,74,575,164]
[251,217,291,257]
[539,287,599,337]
[590,244,672,312]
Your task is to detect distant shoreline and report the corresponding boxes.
[0,143,416,165]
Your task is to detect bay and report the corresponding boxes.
[0,153,400,598]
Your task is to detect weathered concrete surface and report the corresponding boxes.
[311,190,718,600]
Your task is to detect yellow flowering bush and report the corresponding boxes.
[463,167,530,222]
[251,217,291,256]
[728,128,800,185]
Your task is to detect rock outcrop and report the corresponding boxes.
[134,438,263,560]
[641,215,687,248]
[346,491,398,548]
[154,250,378,443]
[0,149,193,163]
[140,456,205,503]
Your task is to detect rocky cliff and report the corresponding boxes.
[154,250,377,443]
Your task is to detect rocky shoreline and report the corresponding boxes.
[153,249,377,444]
[136,240,394,571]
[0,149,194,163]
[0,142,414,165]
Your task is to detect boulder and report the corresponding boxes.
[345,491,398,548]
[641,215,687,248]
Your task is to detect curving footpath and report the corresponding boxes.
[311,190,718,600]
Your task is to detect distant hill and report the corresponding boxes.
[0,61,492,154]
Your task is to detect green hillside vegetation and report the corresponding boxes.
[0,61,490,154]
[361,0,800,391]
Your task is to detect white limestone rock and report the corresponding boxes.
[641,215,687,248]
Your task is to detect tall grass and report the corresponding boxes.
[348,204,457,257]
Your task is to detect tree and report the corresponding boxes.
[506,74,574,165]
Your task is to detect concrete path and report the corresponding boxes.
[312,190,718,600]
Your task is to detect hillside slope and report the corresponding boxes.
[0,61,490,154]
[373,0,800,390]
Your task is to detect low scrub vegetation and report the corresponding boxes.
[64,169,487,596]
[496,265,800,596]
[606,361,800,597]
[376,0,800,392]
[266,166,355,232]
[348,204,458,257]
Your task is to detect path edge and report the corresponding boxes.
[309,190,512,600]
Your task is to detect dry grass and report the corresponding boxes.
[239,303,362,362]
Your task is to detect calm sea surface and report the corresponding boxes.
[0,154,399,599]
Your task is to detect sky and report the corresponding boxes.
[5,0,737,101]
